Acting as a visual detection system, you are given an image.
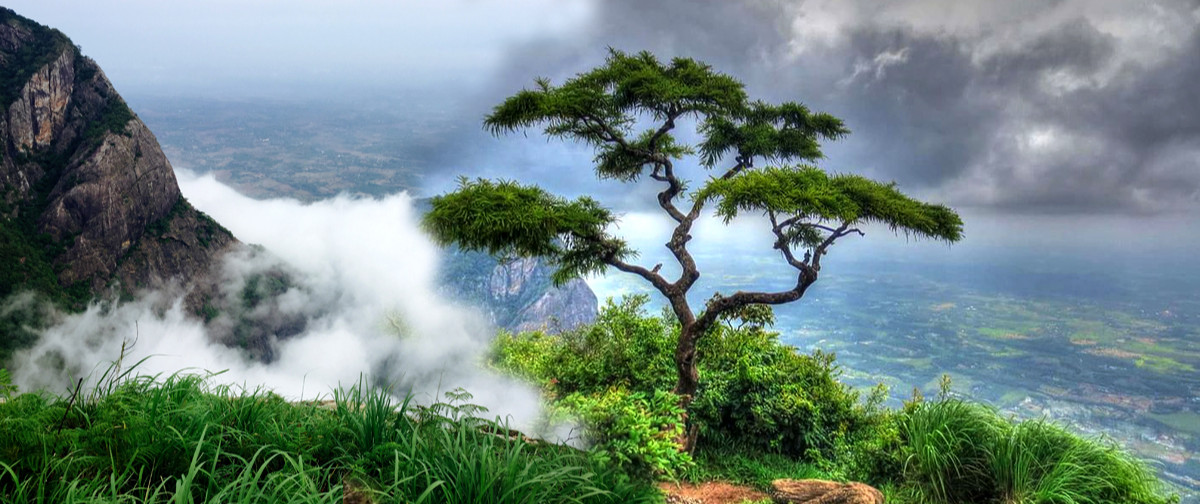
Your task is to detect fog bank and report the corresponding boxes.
[12,172,555,434]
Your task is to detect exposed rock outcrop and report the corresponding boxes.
[0,8,235,306]
[770,479,884,504]
[440,249,598,333]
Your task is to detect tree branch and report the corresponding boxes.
[773,218,842,236]
[693,270,818,336]
[768,212,811,273]
[579,113,630,149]
[810,222,863,271]
[717,156,750,180]
[607,256,673,293]
[647,108,680,152]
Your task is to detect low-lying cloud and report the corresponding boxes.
[11,172,554,434]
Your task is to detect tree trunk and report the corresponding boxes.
[672,322,701,452]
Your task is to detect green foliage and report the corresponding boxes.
[0,292,53,365]
[899,399,1005,502]
[0,223,61,301]
[699,101,849,167]
[0,371,661,503]
[82,95,135,148]
[898,398,1176,504]
[239,272,290,310]
[699,166,963,244]
[558,388,692,477]
[0,368,14,398]
[491,296,676,393]
[691,323,870,458]
[422,178,632,285]
[492,296,878,466]
[484,49,745,181]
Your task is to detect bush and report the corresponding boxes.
[491,295,881,471]
[691,322,868,458]
[558,387,692,477]
[491,295,676,394]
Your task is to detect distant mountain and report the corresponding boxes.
[0,8,594,356]
[438,249,597,334]
[0,7,235,309]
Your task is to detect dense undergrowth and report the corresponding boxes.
[0,369,659,503]
[492,295,1178,504]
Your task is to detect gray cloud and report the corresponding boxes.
[7,0,1197,215]
[447,0,1200,216]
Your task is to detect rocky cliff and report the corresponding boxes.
[439,249,598,333]
[0,8,235,307]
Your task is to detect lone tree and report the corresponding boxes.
[423,50,962,450]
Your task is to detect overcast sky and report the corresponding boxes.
[7,0,1200,251]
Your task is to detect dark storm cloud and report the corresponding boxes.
[968,19,1200,213]
[450,0,1200,216]
[421,0,802,205]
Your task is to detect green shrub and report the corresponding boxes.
[559,387,692,477]
[492,295,881,472]
[691,323,868,458]
[491,295,676,394]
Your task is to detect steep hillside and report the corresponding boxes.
[0,8,235,308]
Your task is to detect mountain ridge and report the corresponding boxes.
[1,7,235,308]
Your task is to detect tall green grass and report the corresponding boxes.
[899,399,1176,504]
[0,370,660,503]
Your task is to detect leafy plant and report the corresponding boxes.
[559,387,692,477]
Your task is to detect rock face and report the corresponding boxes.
[440,249,598,333]
[0,8,235,305]
[770,479,885,504]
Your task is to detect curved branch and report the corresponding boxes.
[694,270,818,336]
[717,156,750,180]
[811,221,863,271]
[768,211,812,272]
[607,256,673,293]
[647,108,680,152]
[579,112,630,148]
